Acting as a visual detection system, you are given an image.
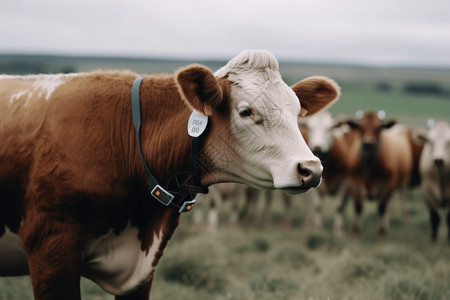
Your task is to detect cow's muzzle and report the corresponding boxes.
[297,160,323,189]
[434,158,444,168]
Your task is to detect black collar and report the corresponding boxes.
[131,77,208,213]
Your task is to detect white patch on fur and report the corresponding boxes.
[31,75,69,100]
[8,90,27,105]
[1,74,77,107]
[82,223,163,295]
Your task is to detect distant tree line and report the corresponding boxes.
[376,81,449,99]
[0,59,76,74]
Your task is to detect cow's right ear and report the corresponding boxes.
[176,64,229,116]
[291,76,341,117]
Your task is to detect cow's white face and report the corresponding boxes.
[423,122,450,168]
[304,111,335,158]
[176,50,340,194]
[223,66,319,193]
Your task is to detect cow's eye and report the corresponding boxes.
[239,107,253,117]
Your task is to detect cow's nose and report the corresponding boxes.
[362,141,375,152]
[297,160,323,188]
[434,158,444,167]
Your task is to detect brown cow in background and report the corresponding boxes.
[344,111,417,235]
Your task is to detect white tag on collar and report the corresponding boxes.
[187,109,208,137]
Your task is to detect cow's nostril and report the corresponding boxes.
[362,142,374,151]
[434,158,444,167]
[296,161,322,189]
[297,163,312,177]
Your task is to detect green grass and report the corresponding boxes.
[3,193,450,300]
[329,87,450,125]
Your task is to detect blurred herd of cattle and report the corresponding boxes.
[192,110,450,243]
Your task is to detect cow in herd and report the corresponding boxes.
[299,111,354,231]
[0,50,341,299]
[343,111,423,234]
[416,121,450,242]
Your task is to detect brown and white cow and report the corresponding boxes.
[417,121,450,242]
[0,50,340,299]
[300,111,355,231]
[344,111,415,235]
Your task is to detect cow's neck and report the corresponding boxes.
[135,76,193,187]
[124,75,196,251]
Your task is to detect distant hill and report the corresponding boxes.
[2,53,449,76]
[1,53,449,124]
[0,54,227,75]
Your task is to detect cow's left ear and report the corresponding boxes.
[176,64,230,116]
[291,76,340,117]
[383,120,397,129]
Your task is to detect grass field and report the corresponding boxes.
[0,55,449,299]
[2,191,450,300]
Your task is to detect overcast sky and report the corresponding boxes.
[1,0,449,67]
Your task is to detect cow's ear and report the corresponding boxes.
[176,64,229,116]
[346,120,360,130]
[383,120,397,129]
[333,114,351,128]
[291,76,340,117]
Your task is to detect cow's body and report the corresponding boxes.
[0,50,340,299]
[417,121,450,242]
[345,112,414,234]
[300,112,355,231]
[192,183,246,230]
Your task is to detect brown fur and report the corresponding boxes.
[291,76,340,117]
[321,130,354,193]
[346,112,415,234]
[0,67,229,299]
[176,65,230,115]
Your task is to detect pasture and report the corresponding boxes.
[0,55,449,299]
[2,192,450,299]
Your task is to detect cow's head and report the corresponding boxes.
[417,121,450,168]
[301,111,342,161]
[347,111,396,159]
[176,50,340,194]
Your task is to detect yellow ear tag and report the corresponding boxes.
[300,108,309,117]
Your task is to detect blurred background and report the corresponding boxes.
[1,1,450,299]
[1,0,449,125]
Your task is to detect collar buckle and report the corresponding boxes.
[178,199,197,213]
[151,185,175,206]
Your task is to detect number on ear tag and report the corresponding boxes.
[187,110,208,137]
